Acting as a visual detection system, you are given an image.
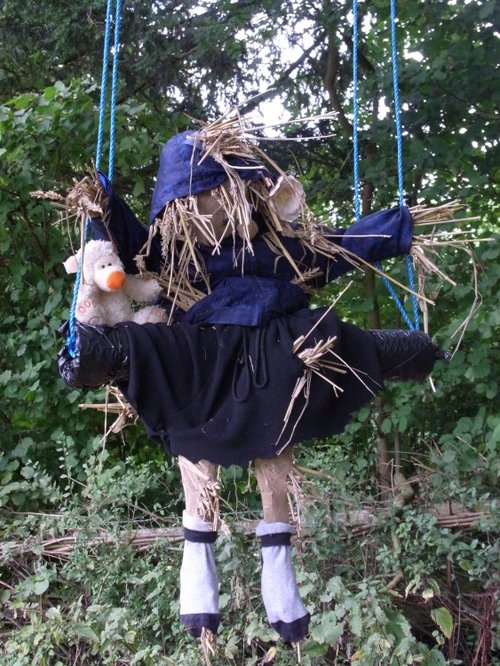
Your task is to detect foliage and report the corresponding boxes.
[1,0,499,664]
[1,451,498,664]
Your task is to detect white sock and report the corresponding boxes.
[256,520,310,642]
[180,511,220,637]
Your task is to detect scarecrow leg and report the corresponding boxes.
[178,456,220,638]
[254,447,310,643]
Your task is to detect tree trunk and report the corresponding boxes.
[323,28,392,496]
[361,182,392,495]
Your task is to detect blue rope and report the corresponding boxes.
[390,0,419,329]
[351,0,419,330]
[95,0,114,172]
[108,0,122,181]
[67,0,121,357]
[390,0,404,209]
[376,260,416,329]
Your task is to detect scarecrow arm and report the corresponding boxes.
[201,206,413,289]
[90,175,163,275]
[300,206,414,287]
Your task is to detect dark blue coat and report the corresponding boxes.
[91,175,412,326]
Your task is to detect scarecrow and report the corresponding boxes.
[58,115,454,644]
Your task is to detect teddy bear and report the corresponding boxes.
[64,239,168,326]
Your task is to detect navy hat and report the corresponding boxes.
[149,130,271,222]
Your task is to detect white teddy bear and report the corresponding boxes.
[64,239,168,326]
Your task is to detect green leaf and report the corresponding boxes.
[381,418,393,434]
[349,607,363,637]
[320,575,344,602]
[427,648,447,665]
[132,178,145,198]
[431,607,454,639]
[310,611,343,644]
[10,437,34,458]
[324,622,343,645]
[21,465,35,479]
[219,592,230,609]
[11,93,33,110]
[398,414,408,432]
[43,86,57,101]
[479,0,496,19]
[71,623,100,644]
[33,577,50,595]
[442,449,456,464]
[300,640,328,657]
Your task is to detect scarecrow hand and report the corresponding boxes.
[370,329,449,382]
[58,321,130,388]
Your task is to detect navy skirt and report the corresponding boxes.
[116,307,383,467]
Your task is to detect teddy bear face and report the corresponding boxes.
[90,257,126,292]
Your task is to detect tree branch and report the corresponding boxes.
[324,32,353,134]
[239,33,325,115]
[0,508,488,564]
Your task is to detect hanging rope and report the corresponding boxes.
[352,0,419,330]
[107,0,123,181]
[67,0,122,357]
[95,0,114,174]
[389,0,419,329]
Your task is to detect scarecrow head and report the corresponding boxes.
[149,117,308,257]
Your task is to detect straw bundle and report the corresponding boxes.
[279,333,376,454]
[277,334,346,454]
[200,627,217,666]
[177,456,221,528]
[286,463,323,533]
[79,386,138,435]
[33,169,107,228]
[408,200,482,334]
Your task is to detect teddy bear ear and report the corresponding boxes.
[63,255,80,274]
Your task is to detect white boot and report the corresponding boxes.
[256,520,309,642]
[180,511,220,637]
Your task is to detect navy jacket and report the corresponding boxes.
[91,175,413,326]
